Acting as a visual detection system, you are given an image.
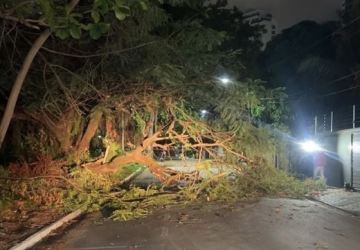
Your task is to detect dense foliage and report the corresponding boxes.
[0,0,289,166]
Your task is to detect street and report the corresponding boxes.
[36,198,360,250]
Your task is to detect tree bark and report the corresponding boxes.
[121,112,125,151]
[76,110,103,155]
[0,29,51,149]
[0,0,80,150]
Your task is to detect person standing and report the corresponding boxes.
[313,151,326,178]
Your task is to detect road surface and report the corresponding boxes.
[36,198,360,250]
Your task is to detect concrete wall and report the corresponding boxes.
[336,130,351,184]
[317,128,360,186]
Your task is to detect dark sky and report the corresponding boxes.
[227,0,343,30]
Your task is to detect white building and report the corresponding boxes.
[243,9,278,50]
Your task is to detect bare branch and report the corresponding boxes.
[0,12,42,30]
[40,41,157,58]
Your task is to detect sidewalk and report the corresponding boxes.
[313,188,360,215]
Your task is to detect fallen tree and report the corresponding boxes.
[9,82,256,186]
[0,83,327,243]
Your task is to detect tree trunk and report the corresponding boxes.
[121,112,125,151]
[88,148,169,182]
[0,29,51,149]
[76,110,103,155]
[105,116,118,140]
[54,110,80,153]
[0,0,80,150]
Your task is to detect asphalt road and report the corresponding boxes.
[36,198,360,250]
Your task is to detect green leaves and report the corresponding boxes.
[87,23,110,40]
[54,21,109,40]
[10,0,150,41]
[94,0,111,14]
[174,21,227,53]
[112,0,131,21]
[55,29,70,40]
[113,5,130,21]
[214,78,288,134]
[38,0,55,26]
[139,0,148,11]
[69,25,82,39]
[91,10,101,23]
[2,0,164,41]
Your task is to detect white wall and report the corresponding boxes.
[319,128,360,185]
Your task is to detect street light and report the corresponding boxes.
[201,110,208,118]
[300,140,322,153]
[219,76,231,85]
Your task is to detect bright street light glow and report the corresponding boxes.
[200,110,208,118]
[219,77,230,85]
[300,140,322,153]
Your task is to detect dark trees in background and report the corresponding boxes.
[261,17,360,136]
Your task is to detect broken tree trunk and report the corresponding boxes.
[75,110,103,161]
[26,109,81,154]
[54,110,80,153]
[99,148,168,181]
[86,131,171,182]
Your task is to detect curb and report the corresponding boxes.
[307,197,360,217]
[9,209,83,250]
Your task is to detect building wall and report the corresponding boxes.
[317,128,360,186]
[337,132,352,183]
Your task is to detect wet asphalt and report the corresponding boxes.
[35,198,360,250]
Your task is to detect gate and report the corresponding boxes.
[351,133,360,190]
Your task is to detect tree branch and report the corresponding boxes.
[40,41,157,58]
[0,12,42,30]
[0,0,82,149]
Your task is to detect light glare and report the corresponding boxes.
[220,77,230,85]
[300,140,322,152]
[200,110,208,118]
[349,143,360,153]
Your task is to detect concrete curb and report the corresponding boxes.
[9,209,83,250]
[307,197,360,217]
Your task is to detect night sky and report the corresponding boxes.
[227,0,343,30]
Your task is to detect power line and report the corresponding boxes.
[321,86,357,97]
[328,68,360,84]
[320,69,360,97]
[284,68,360,100]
